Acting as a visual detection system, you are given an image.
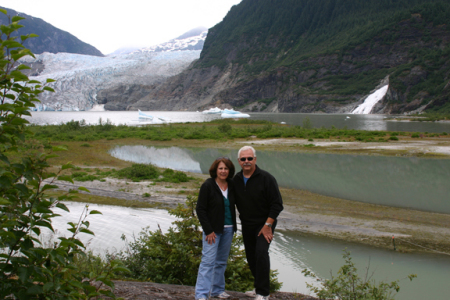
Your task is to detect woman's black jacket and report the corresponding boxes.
[196,177,237,235]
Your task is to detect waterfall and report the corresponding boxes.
[351,85,389,114]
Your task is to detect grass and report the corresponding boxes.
[27,119,450,147]
[47,191,167,209]
[19,120,450,254]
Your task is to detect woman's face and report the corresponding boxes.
[217,161,229,180]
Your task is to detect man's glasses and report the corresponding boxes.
[239,157,254,162]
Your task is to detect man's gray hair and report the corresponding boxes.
[237,146,256,158]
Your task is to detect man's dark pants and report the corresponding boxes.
[241,221,277,297]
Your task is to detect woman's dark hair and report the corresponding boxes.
[209,158,235,179]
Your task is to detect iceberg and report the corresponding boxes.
[202,107,223,114]
[221,109,250,118]
[138,110,170,123]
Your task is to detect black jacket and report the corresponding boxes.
[196,177,237,235]
[233,165,284,226]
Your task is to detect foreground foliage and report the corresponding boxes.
[0,11,127,298]
[302,250,416,300]
[117,195,282,293]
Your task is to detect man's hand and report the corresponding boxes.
[205,232,216,245]
[258,225,273,243]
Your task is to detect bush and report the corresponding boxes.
[117,163,160,181]
[218,123,232,133]
[117,195,281,292]
[389,136,399,141]
[160,169,191,183]
[302,249,416,300]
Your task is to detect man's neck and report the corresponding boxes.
[243,169,255,178]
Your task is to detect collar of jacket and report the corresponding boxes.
[236,164,261,179]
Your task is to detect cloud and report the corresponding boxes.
[1,0,242,54]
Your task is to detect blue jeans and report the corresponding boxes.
[195,227,234,299]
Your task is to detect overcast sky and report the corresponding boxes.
[1,0,242,54]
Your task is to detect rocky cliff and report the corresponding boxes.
[122,0,450,114]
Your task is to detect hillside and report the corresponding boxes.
[0,7,103,56]
[128,0,450,114]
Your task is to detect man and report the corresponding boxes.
[233,146,283,300]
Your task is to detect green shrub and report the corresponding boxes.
[0,13,125,299]
[218,123,232,133]
[389,136,399,141]
[159,169,192,183]
[411,133,420,138]
[117,195,281,292]
[117,164,160,181]
[303,249,416,300]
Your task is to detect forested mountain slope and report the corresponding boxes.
[0,7,103,56]
[129,0,450,114]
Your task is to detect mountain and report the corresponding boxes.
[0,6,103,56]
[20,29,207,111]
[126,0,450,114]
[108,27,207,56]
[136,26,207,53]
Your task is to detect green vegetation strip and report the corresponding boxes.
[28,118,449,144]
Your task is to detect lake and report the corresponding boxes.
[49,202,450,300]
[109,146,450,213]
[26,111,450,133]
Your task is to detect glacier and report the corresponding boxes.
[19,31,206,111]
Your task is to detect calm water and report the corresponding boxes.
[50,202,450,299]
[110,146,450,214]
[26,111,450,133]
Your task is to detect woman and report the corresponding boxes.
[195,157,237,300]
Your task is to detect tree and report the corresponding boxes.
[0,10,126,299]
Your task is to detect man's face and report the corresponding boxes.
[238,149,257,173]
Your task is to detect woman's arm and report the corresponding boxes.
[196,180,214,235]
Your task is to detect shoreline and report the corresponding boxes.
[47,136,450,256]
[54,176,450,256]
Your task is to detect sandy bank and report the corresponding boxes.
[240,137,450,156]
[54,174,450,256]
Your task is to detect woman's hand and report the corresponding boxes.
[205,232,216,245]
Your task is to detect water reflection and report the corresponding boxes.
[111,146,450,213]
[251,112,450,133]
[109,145,202,173]
[50,202,450,299]
[273,230,450,300]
